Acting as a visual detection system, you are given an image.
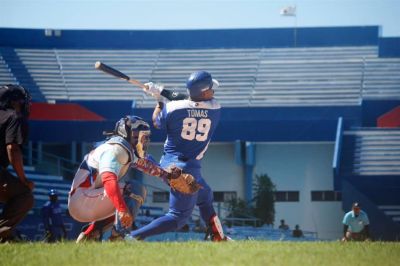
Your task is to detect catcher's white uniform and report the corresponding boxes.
[68,136,136,222]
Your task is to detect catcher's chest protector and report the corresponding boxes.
[105,136,134,161]
[75,136,136,189]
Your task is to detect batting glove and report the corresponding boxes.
[144,82,164,102]
[118,211,133,229]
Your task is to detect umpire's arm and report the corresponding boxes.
[7,143,34,190]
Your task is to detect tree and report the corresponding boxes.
[225,197,254,226]
[252,174,276,225]
[225,173,276,227]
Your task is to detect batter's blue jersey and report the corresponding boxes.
[155,99,221,165]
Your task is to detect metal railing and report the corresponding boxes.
[24,147,80,178]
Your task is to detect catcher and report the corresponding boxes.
[68,115,200,242]
[127,71,230,241]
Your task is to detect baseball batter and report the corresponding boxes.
[129,70,229,241]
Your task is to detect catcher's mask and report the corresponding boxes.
[114,115,151,158]
[0,84,31,116]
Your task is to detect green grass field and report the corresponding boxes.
[1,241,399,266]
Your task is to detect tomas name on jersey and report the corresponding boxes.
[187,109,208,118]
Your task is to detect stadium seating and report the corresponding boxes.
[8,166,70,210]
[342,128,400,176]
[363,58,400,99]
[0,55,16,84]
[3,46,396,107]
[378,205,400,225]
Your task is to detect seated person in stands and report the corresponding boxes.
[278,219,289,231]
[342,202,370,241]
[292,224,304,238]
[0,85,34,243]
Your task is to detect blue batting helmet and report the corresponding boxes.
[186,71,218,98]
[48,189,58,196]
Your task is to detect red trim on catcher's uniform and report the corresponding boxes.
[102,171,127,212]
[29,103,105,121]
[83,223,96,235]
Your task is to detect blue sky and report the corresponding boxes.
[1,0,399,36]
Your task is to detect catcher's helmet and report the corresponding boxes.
[0,84,31,116]
[186,71,219,99]
[114,115,151,158]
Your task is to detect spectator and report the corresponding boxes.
[278,219,289,231]
[42,189,67,242]
[0,84,34,243]
[342,202,370,241]
[292,224,304,238]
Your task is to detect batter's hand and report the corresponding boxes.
[118,211,133,229]
[144,82,164,101]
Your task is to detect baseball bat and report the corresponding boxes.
[94,61,146,89]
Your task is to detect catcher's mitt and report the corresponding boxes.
[167,166,202,194]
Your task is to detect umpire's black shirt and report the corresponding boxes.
[0,108,28,168]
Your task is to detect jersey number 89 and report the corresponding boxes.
[181,118,211,141]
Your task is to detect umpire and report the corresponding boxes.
[0,84,34,242]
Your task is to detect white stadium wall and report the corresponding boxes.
[254,142,344,240]
[200,143,244,197]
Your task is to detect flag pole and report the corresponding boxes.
[294,6,297,47]
[280,5,298,47]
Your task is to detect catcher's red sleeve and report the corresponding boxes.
[102,171,127,212]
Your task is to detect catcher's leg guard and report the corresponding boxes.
[114,180,147,235]
[205,214,231,242]
[124,180,147,219]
